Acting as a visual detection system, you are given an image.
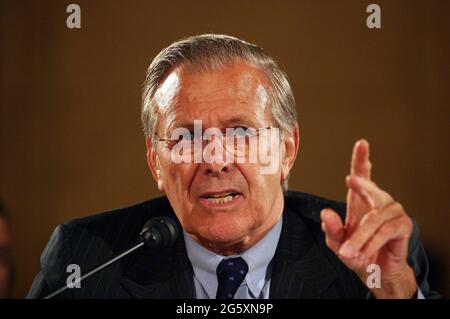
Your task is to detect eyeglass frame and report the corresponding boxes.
[155,126,279,150]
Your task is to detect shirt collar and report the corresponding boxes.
[184,217,283,298]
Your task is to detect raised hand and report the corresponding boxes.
[320,140,417,298]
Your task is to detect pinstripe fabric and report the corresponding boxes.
[27,191,438,299]
[269,193,366,298]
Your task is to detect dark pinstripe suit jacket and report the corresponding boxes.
[27,191,437,298]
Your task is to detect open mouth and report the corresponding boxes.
[201,192,241,204]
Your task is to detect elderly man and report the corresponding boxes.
[28,34,437,299]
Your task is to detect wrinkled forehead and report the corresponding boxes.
[154,61,272,129]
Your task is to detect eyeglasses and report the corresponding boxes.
[156,126,278,157]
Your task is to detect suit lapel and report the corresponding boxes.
[270,205,339,298]
[118,194,340,299]
[119,232,195,299]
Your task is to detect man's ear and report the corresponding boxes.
[145,137,165,192]
[280,126,300,183]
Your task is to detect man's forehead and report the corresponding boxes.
[156,62,269,109]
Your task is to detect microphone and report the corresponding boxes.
[43,216,179,299]
[139,216,179,248]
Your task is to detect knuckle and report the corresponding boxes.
[403,216,414,233]
[379,225,392,237]
[363,210,380,225]
[385,201,403,216]
[392,202,404,213]
[365,240,376,252]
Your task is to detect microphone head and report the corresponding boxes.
[139,216,179,249]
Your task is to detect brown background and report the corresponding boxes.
[0,0,449,298]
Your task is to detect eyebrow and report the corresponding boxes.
[222,116,261,127]
[170,122,196,131]
[169,116,262,131]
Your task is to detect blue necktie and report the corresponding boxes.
[216,257,249,299]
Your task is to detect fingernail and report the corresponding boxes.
[339,243,355,258]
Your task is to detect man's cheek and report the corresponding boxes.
[167,164,197,193]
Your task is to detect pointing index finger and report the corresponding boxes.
[351,139,371,180]
[346,175,393,209]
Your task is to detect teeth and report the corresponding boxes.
[205,195,235,204]
[208,192,233,198]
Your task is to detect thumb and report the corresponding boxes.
[321,208,345,253]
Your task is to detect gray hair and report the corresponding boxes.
[141,34,298,192]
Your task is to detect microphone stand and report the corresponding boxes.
[43,242,145,299]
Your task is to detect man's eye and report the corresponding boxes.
[178,132,195,141]
[233,127,250,137]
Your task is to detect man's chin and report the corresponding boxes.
[190,222,251,253]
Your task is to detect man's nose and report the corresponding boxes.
[200,159,231,177]
[199,139,233,176]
